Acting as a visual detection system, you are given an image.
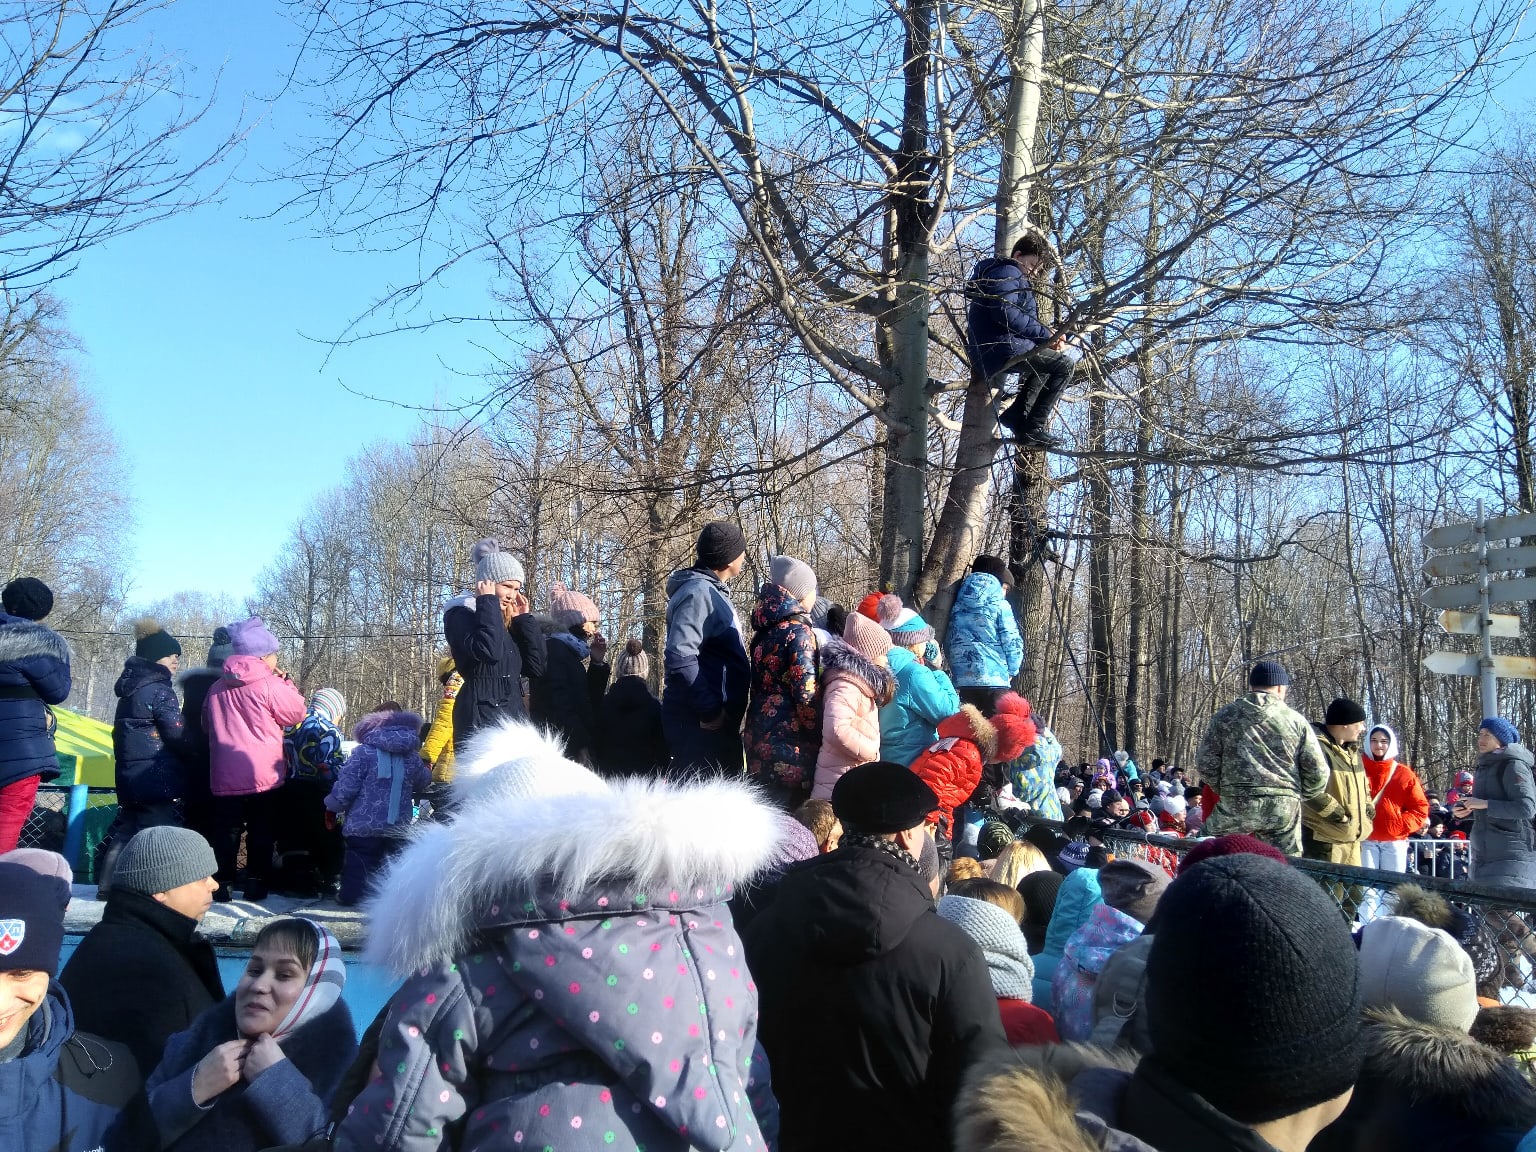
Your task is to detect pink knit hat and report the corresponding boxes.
[549,583,600,628]
[842,611,892,661]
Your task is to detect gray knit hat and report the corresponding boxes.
[470,537,525,585]
[112,827,218,896]
[769,555,818,602]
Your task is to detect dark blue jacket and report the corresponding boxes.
[146,996,357,1152]
[0,983,142,1152]
[112,656,188,806]
[0,610,71,790]
[662,567,750,725]
[443,592,548,744]
[176,666,220,806]
[965,256,1052,379]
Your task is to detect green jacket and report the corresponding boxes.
[1195,690,1340,818]
[1302,724,1374,844]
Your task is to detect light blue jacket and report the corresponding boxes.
[946,574,1023,689]
[1031,867,1104,1011]
[880,647,961,768]
[1009,725,1063,820]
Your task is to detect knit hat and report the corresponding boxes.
[1019,869,1064,953]
[1,577,52,621]
[809,597,833,630]
[1481,717,1520,747]
[766,812,821,871]
[1358,916,1478,1032]
[971,554,1011,586]
[1147,854,1364,1124]
[842,611,892,661]
[1058,841,1090,872]
[614,637,650,681]
[695,521,748,571]
[937,894,1036,1000]
[1390,884,1502,993]
[1101,788,1124,808]
[1177,832,1290,875]
[133,618,182,663]
[1249,660,1289,688]
[206,626,234,668]
[917,830,941,890]
[874,593,935,649]
[1086,788,1104,809]
[309,688,346,724]
[228,616,280,657]
[111,827,218,897]
[1097,858,1170,926]
[831,760,938,835]
[978,817,1015,860]
[549,582,601,628]
[0,849,72,973]
[855,592,883,621]
[769,556,817,602]
[1324,697,1367,726]
[470,537,525,585]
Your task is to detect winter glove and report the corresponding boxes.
[1327,808,1350,825]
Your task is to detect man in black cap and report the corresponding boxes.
[1195,660,1338,856]
[958,853,1364,1151]
[743,760,1006,1152]
[1302,696,1373,868]
[662,520,751,774]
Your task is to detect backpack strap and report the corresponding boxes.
[1371,763,1397,808]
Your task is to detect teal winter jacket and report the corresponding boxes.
[879,647,961,768]
[945,574,1023,689]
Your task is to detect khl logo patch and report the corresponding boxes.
[0,918,25,955]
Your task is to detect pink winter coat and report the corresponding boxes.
[203,655,307,796]
[811,638,896,800]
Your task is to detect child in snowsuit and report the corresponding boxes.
[325,706,429,905]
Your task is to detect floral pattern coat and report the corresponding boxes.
[744,583,821,789]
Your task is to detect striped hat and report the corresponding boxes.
[271,919,347,1040]
[309,688,346,724]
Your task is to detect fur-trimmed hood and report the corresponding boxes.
[352,707,423,753]
[937,703,998,761]
[1470,1003,1536,1056]
[442,588,476,616]
[821,635,895,705]
[958,1043,1145,1152]
[0,612,71,664]
[365,719,782,974]
[1359,1006,1536,1129]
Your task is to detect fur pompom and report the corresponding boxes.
[1392,883,1453,929]
[876,593,905,626]
[993,691,1033,720]
[469,537,502,563]
[624,637,644,658]
[133,617,162,641]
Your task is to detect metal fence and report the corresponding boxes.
[19,786,71,853]
[1024,819,1536,1009]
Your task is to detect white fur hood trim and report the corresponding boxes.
[365,726,783,975]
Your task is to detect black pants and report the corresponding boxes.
[999,346,1076,434]
[96,800,181,894]
[212,789,282,897]
[338,834,402,906]
[273,778,344,892]
[663,713,745,776]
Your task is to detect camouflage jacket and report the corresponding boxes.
[1195,691,1341,819]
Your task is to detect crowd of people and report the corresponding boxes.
[4,524,1536,1151]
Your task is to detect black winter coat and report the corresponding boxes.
[743,841,1007,1152]
[0,610,70,790]
[58,888,224,1076]
[443,593,547,744]
[176,667,220,805]
[111,656,188,806]
[593,674,669,777]
[529,630,610,759]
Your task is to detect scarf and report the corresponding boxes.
[550,631,591,660]
[842,832,919,874]
[271,920,347,1040]
[377,748,409,824]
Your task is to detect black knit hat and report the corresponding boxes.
[1146,854,1363,1124]
[695,521,748,571]
[831,760,938,835]
[1248,660,1289,688]
[1,577,53,621]
[133,618,182,663]
[1324,697,1367,726]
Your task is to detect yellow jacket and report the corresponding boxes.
[423,672,462,783]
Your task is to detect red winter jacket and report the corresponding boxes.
[1365,756,1431,842]
[910,705,998,835]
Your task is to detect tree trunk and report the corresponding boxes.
[1086,371,1117,753]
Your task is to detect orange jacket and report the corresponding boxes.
[1364,755,1430,841]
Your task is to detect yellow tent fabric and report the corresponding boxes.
[52,707,115,788]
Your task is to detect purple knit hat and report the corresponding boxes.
[228,616,281,657]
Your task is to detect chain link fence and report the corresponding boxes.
[1022,818,1536,1009]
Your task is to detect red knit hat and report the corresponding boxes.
[1177,833,1289,876]
[856,592,884,621]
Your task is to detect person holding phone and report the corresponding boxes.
[443,538,547,745]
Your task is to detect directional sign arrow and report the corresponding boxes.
[1421,576,1536,610]
[1425,512,1536,551]
[1438,610,1522,638]
[1423,650,1536,680]
[1423,545,1536,580]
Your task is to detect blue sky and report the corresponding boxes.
[57,1,494,607]
[53,1,1536,609]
